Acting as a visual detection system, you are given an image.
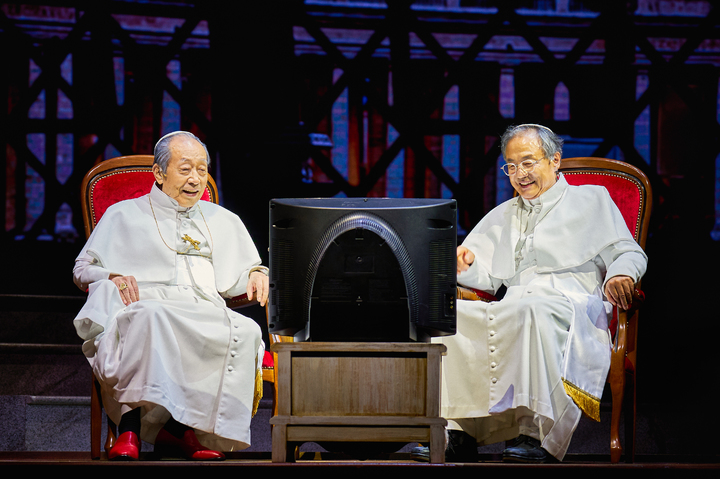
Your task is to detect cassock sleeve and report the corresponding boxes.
[457,250,505,296]
[598,240,648,291]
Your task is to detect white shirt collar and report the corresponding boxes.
[150,183,197,214]
[518,173,568,212]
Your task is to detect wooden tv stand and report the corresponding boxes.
[269,341,447,463]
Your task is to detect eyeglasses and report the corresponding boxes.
[501,157,547,176]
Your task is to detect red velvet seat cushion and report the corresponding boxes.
[563,172,641,239]
[565,171,643,374]
[90,170,211,225]
[262,351,274,369]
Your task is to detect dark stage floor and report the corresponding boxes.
[2,451,719,477]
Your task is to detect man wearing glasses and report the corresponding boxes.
[430,124,647,463]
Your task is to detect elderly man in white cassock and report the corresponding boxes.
[417,124,647,463]
[73,131,269,461]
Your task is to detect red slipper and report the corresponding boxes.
[155,428,225,461]
[108,431,140,461]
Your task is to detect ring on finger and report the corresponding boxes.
[119,282,128,291]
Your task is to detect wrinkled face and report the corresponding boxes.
[153,136,208,207]
[504,133,560,200]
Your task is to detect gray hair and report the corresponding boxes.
[153,131,210,173]
[500,124,563,160]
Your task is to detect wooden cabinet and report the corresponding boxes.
[270,342,447,463]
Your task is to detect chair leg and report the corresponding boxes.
[609,315,627,463]
[624,370,637,463]
[106,418,117,453]
[91,374,102,459]
[609,364,625,463]
[91,372,116,458]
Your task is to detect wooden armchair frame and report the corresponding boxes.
[562,157,651,464]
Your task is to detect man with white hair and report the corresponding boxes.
[73,131,268,460]
[418,124,647,463]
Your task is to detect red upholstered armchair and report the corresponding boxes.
[80,155,280,458]
[458,157,651,464]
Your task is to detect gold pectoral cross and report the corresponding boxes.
[181,234,201,251]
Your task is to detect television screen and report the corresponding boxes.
[268,197,457,342]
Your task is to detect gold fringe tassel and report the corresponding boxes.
[563,378,600,422]
[252,367,263,417]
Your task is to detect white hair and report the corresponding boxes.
[500,124,563,160]
[153,131,210,173]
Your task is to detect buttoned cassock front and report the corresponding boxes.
[436,175,647,460]
[73,185,265,451]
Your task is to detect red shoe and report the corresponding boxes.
[155,428,225,461]
[108,431,140,461]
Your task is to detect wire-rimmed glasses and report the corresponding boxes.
[500,157,547,176]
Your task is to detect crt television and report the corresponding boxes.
[268,197,457,342]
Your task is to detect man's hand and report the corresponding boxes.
[457,246,476,274]
[247,271,269,307]
[604,275,635,310]
[110,274,139,306]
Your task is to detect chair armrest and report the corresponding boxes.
[626,288,645,316]
[612,288,644,357]
[457,286,497,303]
[225,294,259,309]
[609,288,644,335]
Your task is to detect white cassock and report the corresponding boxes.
[436,175,647,460]
[73,184,265,451]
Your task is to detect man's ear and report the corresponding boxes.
[552,153,561,172]
[152,163,165,184]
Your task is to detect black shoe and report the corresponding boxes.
[447,429,479,462]
[410,430,478,463]
[502,435,550,463]
[410,445,431,462]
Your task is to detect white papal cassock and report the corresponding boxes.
[73,185,265,451]
[436,175,647,460]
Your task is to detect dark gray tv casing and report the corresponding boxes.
[268,197,457,342]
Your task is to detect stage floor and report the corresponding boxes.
[1,451,718,475]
